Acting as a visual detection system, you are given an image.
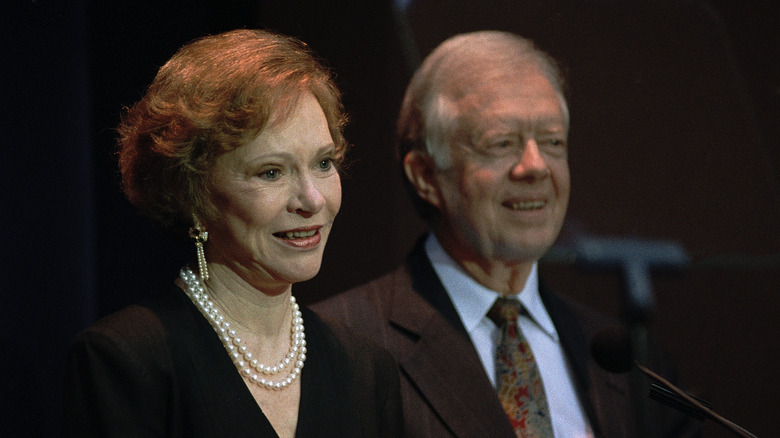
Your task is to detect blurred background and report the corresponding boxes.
[3,0,778,436]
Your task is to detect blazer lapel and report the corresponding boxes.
[540,283,632,437]
[386,239,515,438]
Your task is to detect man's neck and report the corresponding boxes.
[456,257,534,295]
[432,232,536,295]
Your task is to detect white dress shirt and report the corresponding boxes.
[425,234,594,438]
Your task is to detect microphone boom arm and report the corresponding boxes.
[638,363,759,438]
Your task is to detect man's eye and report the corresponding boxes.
[538,138,568,158]
[540,137,566,146]
[484,139,517,156]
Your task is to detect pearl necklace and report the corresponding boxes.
[179,267,306,390]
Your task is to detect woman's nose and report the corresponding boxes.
[289,173,326,216]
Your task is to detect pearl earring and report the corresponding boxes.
[188,222,209,281]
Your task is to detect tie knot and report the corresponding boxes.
[487,296,523,326]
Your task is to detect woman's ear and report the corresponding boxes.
[191,213,204,231]
[403,150,442,209]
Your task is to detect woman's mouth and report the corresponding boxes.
[276,229,318,239]
[273,227,323,249]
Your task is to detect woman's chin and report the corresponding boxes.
[284,261,324,285]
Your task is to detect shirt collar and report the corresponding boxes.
[425,233,559,341]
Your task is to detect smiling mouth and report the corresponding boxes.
[275,229,318,239]
[504,200,546,211]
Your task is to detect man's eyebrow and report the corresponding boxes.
[477,116,566,133]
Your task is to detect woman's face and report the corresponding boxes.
[203,92,342,293]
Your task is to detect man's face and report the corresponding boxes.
[430,69,570,265]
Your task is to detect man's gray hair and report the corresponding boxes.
[397,30,569,170]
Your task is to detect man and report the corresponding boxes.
[314,31,699,437]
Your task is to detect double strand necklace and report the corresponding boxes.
[179,267,306,390]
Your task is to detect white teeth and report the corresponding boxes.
[509,200,545,210]
[283,230,317,239]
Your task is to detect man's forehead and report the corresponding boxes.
[454,93,565,128]
[445,60,549,90]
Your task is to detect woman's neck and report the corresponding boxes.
[203,262,293,341]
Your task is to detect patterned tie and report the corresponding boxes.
[488,296,555,438]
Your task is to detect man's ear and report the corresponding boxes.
[403,150,442,208]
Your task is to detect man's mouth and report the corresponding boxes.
[275,229,318,239]
[504,200,546,211]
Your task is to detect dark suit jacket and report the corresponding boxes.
[313,237,700,438]
[62,282,403,437]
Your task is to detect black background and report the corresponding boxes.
[3,0,779,436]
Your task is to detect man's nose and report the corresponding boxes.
[509,140,549,181]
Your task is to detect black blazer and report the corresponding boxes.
[62,282,403,437]
[312,236,701,438]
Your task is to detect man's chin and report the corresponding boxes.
[495,242,552,264]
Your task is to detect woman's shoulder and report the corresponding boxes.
[70,283,194,355]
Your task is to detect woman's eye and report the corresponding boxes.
[261,169,280,180]
[318,158,334,171]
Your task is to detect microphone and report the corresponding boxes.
[590,328,711,419]
[590,326,634,374]
[590,328,759,438]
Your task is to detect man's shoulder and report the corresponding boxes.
[312,263,412,317]
[309,262,429,348]
[303,306,395,366]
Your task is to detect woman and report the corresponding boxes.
[62,29,402,437]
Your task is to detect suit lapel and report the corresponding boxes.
[539,285,593,402]
[540,283,632,437]
[387,239,515,438]
[388,238,632,437]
